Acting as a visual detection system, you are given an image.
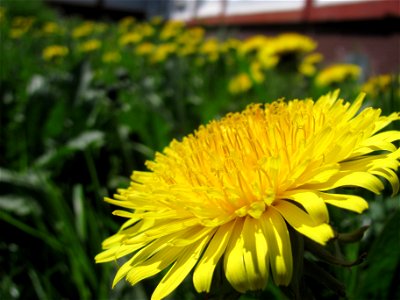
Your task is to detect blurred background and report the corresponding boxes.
[0,0,399,299]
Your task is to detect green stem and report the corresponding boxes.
[0,210,63,251]
[84,148,102,199]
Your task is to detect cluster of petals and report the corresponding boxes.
[96,91,400,300]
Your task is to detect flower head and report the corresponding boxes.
[102,51,121,63]
[79,39,101,53]
[362,74,399,97]
[228,73,252,95]
[299,52,323,76]
[72,21,95,39]
[42,45,69,61]
[96,91,400,300]
[258,33,316,69]
[316,64,361,86]
[119,32,142,46]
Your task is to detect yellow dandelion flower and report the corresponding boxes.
[177,44,197,57]
[316,64,361,87]
[102,51,121,63]
[10,16,35,38]
[200,38,220,62]
[228,73,253,95]
[72,21,95,39]
[136,23,155,38]
[239,35,269,56]
[42,45,69,61]
[118,16,136,30]
[250,61,265,84]
[176,27,205,45]
[258,33,316,69]
[96,91,400,300]
[79,39,101,53]
[298,52,324,76]
[119,32,142,46]
[0,7,5,22]
[135,42,155,56]
[361,74,397,97]
[160,20,184,40]
[150,43,177,63]
[42,22,61,34]
[220,38,241,53]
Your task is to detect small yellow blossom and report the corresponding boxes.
[228,73,253,95]
[299,52,324,76]
[136,23,155,38]
[102,51,121,63]
[239,35,269,56]
[0,7,6,22]
[10,16,35,38]
[316,64,361,86]
[258,33,316,69]
[160,20,184,40]
[135,42,155,56]
[220,38,241,53]
[119,32,142,46]
[42,45,69,61]
[250,61,265,83]
[72,21,95,39]
[42,22,60,34]
[200,38,220,62]
[118,16,136,30]
[176,27,205,45]
[79,39,101,53]
[361,74,397,97]
[151,43,177,63]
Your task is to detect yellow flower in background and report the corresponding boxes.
[119,32,142,46]
[151,43,177,63]
[96,91,400,300]
[220,38,241,53]
[150,16,163,25]
[361,74,398,97]
[177,44,197,57]
[79,39,101,53]
[102,51,121,63]
[228,73,252,95]
[42,45,69,61]
[94,22,108,33]
[258,33,316,69]
[176,27,205,46]
[135,42,155,56]
[0,7,6,22]
[10,16,35,38]
[118,16,136,31]
[42,22,61,34]
[160,20,184,40]
[136,23,155,38]
[239,35,269,56]
[316,64,361,86]
[200,38,220,62]
[72,21,95,38]
[250,61,265,84]
[299,52,323,76]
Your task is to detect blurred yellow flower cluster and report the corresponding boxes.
[258,33,317,69]
[42,45,69,61]
[79,39,102,53]
[10,16,35,38]
[316,64,361,86]
[362,74,399,97]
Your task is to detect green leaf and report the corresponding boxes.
[355,208,400,299]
